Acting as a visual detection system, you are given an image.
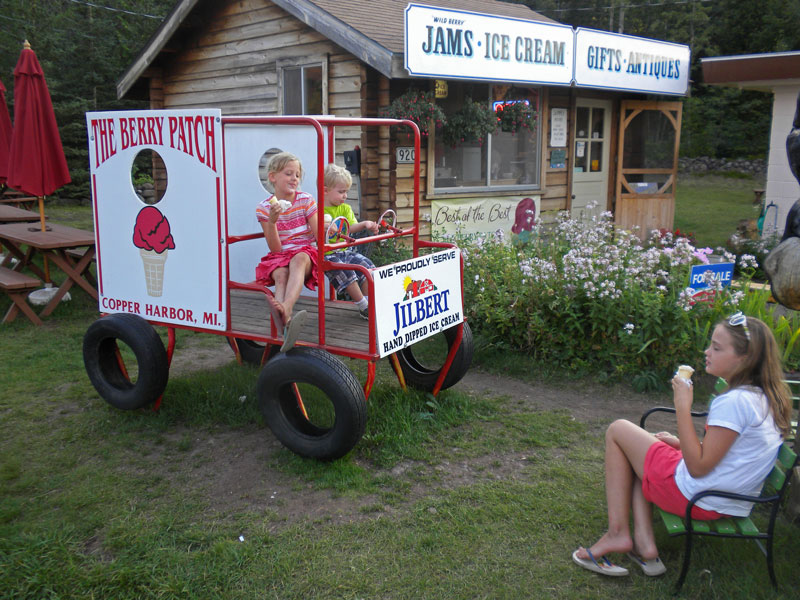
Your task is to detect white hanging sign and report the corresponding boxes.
[404,3,574,85]
[573,28,690,95]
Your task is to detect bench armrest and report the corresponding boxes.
[684,488,780,527]
[640,406,708,428]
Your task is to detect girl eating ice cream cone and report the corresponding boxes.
[254,151,319,351]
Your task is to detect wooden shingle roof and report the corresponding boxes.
[310,0,554,53]
[118,0,555,98]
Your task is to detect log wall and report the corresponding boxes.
[149,0,379,218]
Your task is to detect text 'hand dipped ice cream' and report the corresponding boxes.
[133,206,175,297]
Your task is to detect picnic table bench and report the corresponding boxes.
[0,195,38,210]
[0,264,43,325]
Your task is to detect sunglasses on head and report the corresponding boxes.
[728,311,751,341]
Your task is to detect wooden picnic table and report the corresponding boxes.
[0,205,46,223]
[0,222,97,317]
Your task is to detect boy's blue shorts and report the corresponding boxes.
[326,250,375,293]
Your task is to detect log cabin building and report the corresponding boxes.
[119,0,690,240]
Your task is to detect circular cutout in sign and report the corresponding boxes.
[131,149,168,205]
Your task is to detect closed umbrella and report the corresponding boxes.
[0,79,11,262]
[0,78,12,186]
[7,40,71,300]
[7,39,71,232]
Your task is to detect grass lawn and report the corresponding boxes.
[674,173,766,249]
[2,195,800,599]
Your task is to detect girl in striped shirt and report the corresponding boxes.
[255,152,319,349]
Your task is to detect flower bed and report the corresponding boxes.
[448,211,800,390]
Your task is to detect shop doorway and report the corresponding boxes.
[614,100,682,240]
[571,99,612,222]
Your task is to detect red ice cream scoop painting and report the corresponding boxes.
[133,206,175,297]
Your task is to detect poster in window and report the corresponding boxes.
[550,108,567,147]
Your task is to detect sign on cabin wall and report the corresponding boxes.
[405,3,573,85]
[404,4,691,97]
[573,28,690,95]
[430,195,540,238]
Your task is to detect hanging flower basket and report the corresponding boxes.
[496,100,537,134]
[380,89,446,137]
[440,97,497,147]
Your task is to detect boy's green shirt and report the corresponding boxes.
[323,203,357,254]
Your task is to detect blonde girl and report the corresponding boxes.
[255,152,319,350]
[573,313,792,577]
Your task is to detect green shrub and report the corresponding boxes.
[448,212,800,386]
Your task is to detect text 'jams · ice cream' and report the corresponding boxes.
[133,206,176,297]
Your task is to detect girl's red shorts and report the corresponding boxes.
[641,441,725,520]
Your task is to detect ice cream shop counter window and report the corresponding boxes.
[433,82,541,193]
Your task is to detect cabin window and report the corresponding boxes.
[281,64,323,115]
[433,83,540,192]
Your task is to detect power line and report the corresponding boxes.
[65,0,165,19]
[537,0,715,13]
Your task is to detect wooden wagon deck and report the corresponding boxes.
[229,288,372,355]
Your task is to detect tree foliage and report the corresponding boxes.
[0,0,798,203]
[0,0,171,200]
[521,0,800,158]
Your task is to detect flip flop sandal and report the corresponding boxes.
[627,552,667,576]
[572,548,629,577]
[280,310,307,353]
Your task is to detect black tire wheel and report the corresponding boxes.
[83,313,169,410]
[257,347,366,460]
[396,321,474,392]
[234,338,279,366]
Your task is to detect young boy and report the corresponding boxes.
[323,163,378,319]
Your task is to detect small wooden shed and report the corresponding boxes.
[119,0,690,239]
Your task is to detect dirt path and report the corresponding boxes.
[162,334,664,529]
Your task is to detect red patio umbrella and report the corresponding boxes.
[0,78,12,185]
[7,40,71,233]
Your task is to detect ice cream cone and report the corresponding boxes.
[676,365,694,382]
[140,248,168,297]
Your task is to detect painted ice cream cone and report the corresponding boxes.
[133,206,175,297]
[139,248,168,296]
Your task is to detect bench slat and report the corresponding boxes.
[0,265,40,290]
[712,518,738,535]
[657,508,761,537]
[734,516,760,536]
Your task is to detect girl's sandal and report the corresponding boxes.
[280,310,307,353]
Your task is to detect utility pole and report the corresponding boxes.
[609,0,615,32]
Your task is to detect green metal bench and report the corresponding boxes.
[640,406,798,591]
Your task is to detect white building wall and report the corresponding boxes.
[765,85,800,237]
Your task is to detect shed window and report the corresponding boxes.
[282,65,323,115]
[433,83,540,192]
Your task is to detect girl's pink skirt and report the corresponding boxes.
[255,245,319,290]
